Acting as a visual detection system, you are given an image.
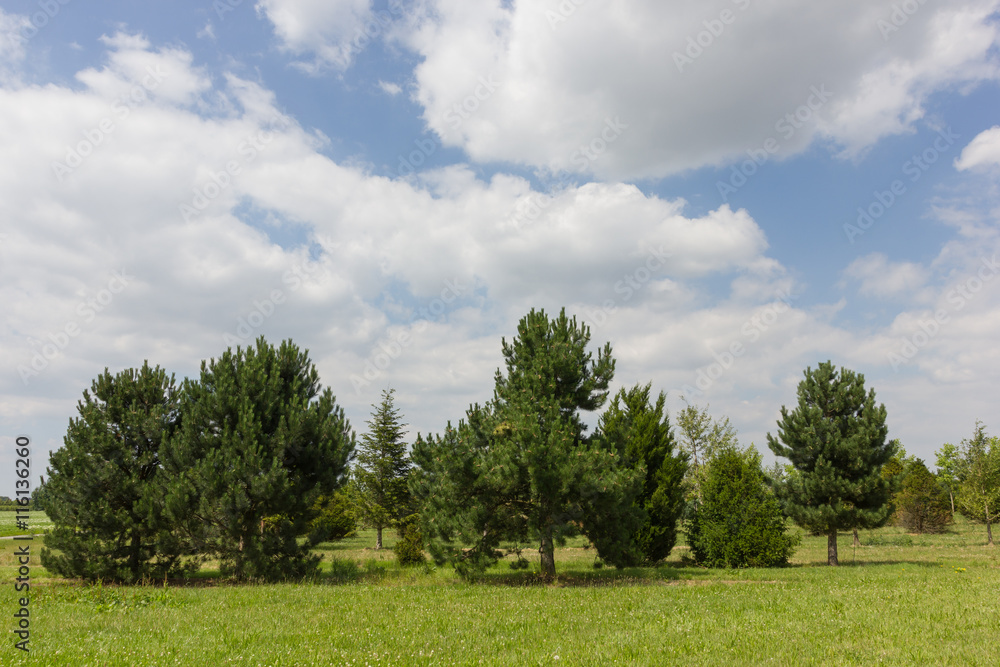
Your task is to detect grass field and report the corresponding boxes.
[1,516,998,665]
[0,511,53,538]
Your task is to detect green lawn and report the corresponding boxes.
[0,511,53,537]
[2,517,998,665]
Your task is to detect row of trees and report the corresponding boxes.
[40,307,999,582]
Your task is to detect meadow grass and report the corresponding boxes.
[0,511,52,538]
[1,516,998,665]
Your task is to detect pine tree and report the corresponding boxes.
[41,363,186,582]
[160,337,354,581]
[411,308,641,579]
[685,447,799,568]
[767,361,894,566]
[895,459,952,533]
[597,383,688,563]
[352,388,410,550]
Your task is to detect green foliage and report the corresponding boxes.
[685,448,799,568]
[895,459,953,533]
[160,337,355,581]
[411,308,641,578]
[352,388,410,549]
[955,423,1000,545]
[393,514,426,566]
[768,361,894,564]
[675,402,739,502]
[307,489,357,546]
[41,363,188,583]
[598,383,688,563]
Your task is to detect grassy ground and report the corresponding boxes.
[0,511,53,538]
[1,517,998,665]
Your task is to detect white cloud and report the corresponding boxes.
[256,0,376,72]
[385,0,1000,179]
[843,253,928,299]
[378,80,402,96]
[0,9,30,85]
[956,125,1000,170]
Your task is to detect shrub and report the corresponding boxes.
[685,448,799,568]
[894,460,952,533]
[307,490,357,546]
[393,514,426,566]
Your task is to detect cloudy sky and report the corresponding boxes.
[2,0,1000,495]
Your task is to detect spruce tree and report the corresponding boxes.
[412,308,642,579]
[767,361,894,565]
[352,388,410,550]
[597,383,688,563]
[161,337,354,581]
[41,362,186,582]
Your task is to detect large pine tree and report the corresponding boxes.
[160,337,354,581]
[42,362,185,582]
[767,361,894,565]
[352,388,410,550]
[412,308,642,579]
[597,383,687,564]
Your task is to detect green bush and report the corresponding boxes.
[393,514,426,566]
[307,490,357,546]
[685,449,799,568]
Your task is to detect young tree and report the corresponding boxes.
[895,459,953,533]
[767,361,894,566]
[597,383,688,563]
[352,388,410,550]
[935,443,962,515]
[685,447,799,568]
[41,363,186,582]
[956,428,1000,546]
[412,308,642,579]
[161,337,355,581]
[675,402,739,501]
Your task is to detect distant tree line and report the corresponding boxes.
[38,308,1000,583]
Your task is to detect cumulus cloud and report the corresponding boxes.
[384,0,1000,179]
[956,125,1000,170]
[256,0,376,72]
[842,253,929,299]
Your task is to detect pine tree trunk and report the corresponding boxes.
[852,528,860,548]
[827,529,839,566]
[376,526,383,550]
[539,528,556,580]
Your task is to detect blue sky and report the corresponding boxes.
[2,0,1000,495]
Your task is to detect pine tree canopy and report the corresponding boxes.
[411,307,642,578]
[767,360,894,565]
[41,362,185,582]
[160,337,355,581]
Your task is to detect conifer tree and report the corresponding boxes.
[412,308,641,579]
[42,363,186,582]
[161,337,354,581]
[767,361,894,565]
[895,459,952,533]
[675,402,739,501]
[352,388,410,550]
[597,383,688,563]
